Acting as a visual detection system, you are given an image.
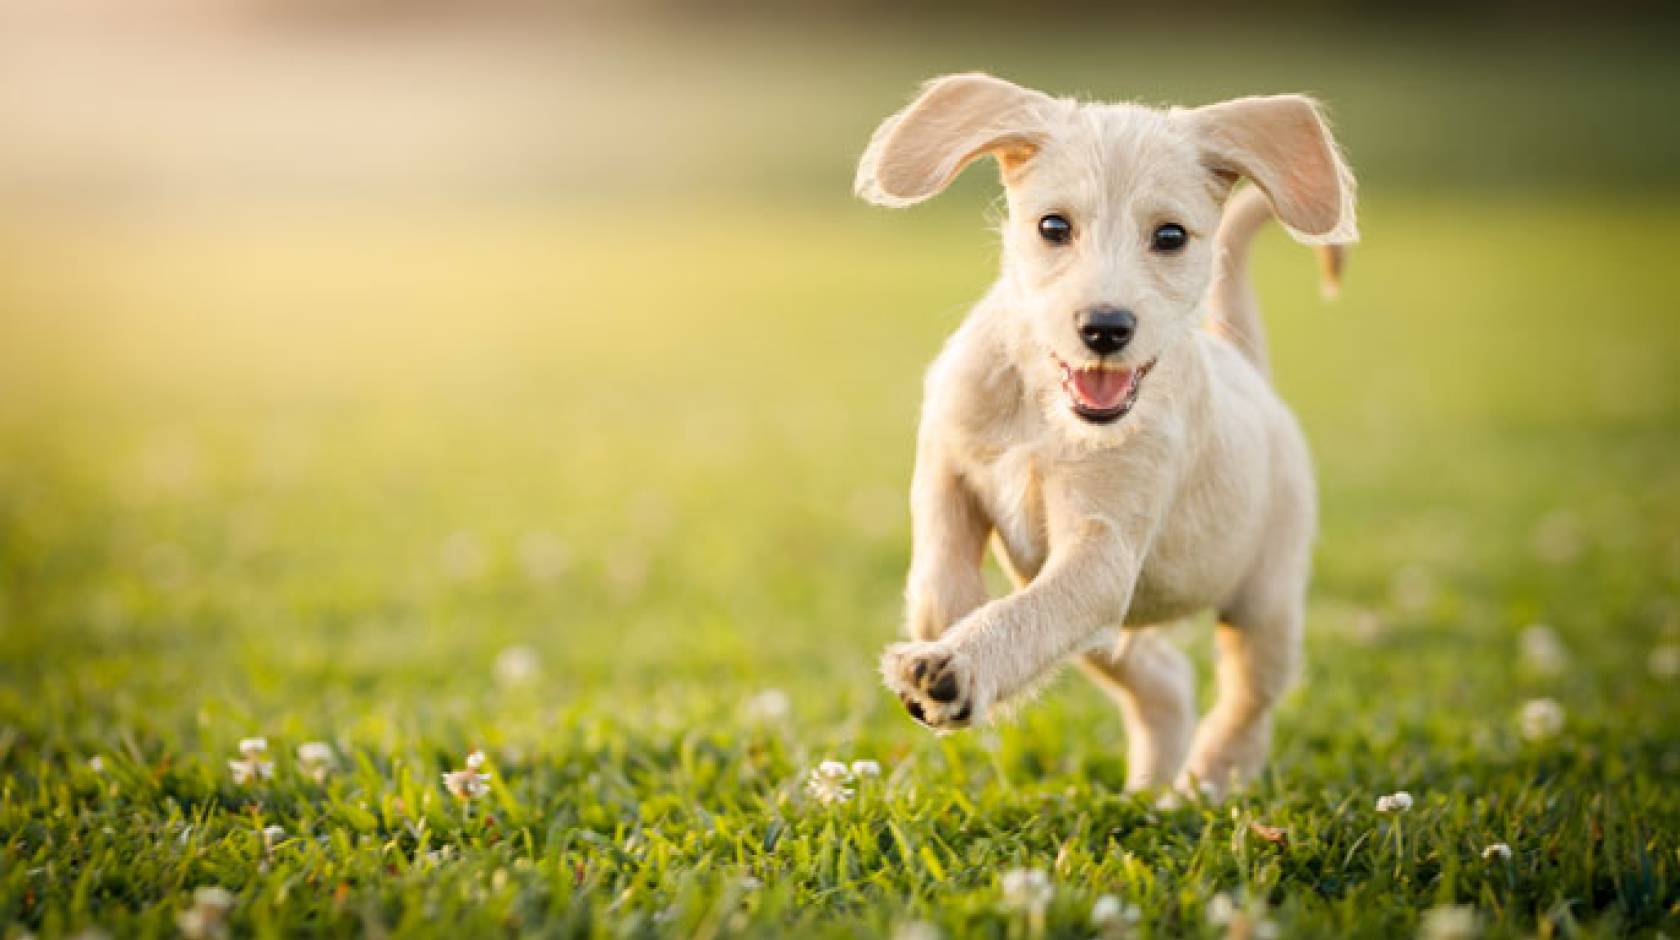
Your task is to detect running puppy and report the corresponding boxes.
[857,74,1357,798]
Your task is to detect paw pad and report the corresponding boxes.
[881,643,983,731]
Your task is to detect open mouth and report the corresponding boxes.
[1054,355,1157,424]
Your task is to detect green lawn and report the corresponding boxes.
[2,22,1679,938]
[1,190,1676,938]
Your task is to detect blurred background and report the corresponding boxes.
[1,0,1677,738]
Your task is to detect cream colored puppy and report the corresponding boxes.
[856,74,1357,798]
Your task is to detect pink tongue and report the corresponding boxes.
[1071,368,1134,410]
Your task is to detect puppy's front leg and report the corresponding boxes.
[884,514,1140,730]
[903,455,991,642]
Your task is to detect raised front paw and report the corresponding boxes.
[880,641,987,732]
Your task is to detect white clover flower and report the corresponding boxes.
[1376,791,1414,813]
[999,867,1053,913]
[261,825,286,850]
[742,688,791,723]
[1091,895,1122,926]
[443,751,491,800]
[887,919,940,940]
[891,921,941,940]
[493,645,541,687]
[194,887,235,910]
[175,910,220,940]
[443,769,491,800]
[1418,904,1479,940]
[1206,892,1238,926]
[177,887,235,940]
[88,755,104,773]
[227,760,268,785]
[1518,623,1569,676]
[804,760,854,805]
[1649,644,1680,679]
[1206,893,1275,939]
[850,759,881,778]
[297,741,333,764]
[1091,894,1141,929]
[296,742,335,783]
[228,738,273,785]
[1481,842,1512,861]
[1520,698,1565,741]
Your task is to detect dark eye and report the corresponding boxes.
[1151,222,1188,252]
[1038,214,1073,245]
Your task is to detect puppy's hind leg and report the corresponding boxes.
[1078,628,1197,793]
[1177,590,1303,801]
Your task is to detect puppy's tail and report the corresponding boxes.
[1208,184,1347,379]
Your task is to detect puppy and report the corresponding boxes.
[856,74,1356,798]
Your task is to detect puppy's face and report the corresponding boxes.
[997,106,1224,425]
[856,74,1356,430]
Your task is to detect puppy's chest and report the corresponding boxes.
[964,442,1051,578]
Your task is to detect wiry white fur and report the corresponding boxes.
[858,74,1358,799]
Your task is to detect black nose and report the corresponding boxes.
[1078,306,1136,356]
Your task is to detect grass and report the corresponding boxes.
[1,192,1676,938]
[2,23,1679,939]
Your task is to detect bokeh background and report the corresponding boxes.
[1,1,1677,936]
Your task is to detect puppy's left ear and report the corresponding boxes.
[1179,95,1358,245]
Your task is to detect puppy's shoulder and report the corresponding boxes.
[921,303,1020,420]
[1197,334,1289,421]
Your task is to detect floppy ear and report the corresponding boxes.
[855,73,1057,208]
[1179,95,1358,245]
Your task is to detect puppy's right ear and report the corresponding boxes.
[855,73,1056,208]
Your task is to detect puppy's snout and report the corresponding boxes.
[1077,306,1136,356]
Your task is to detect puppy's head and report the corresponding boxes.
[856,73,1356,428]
